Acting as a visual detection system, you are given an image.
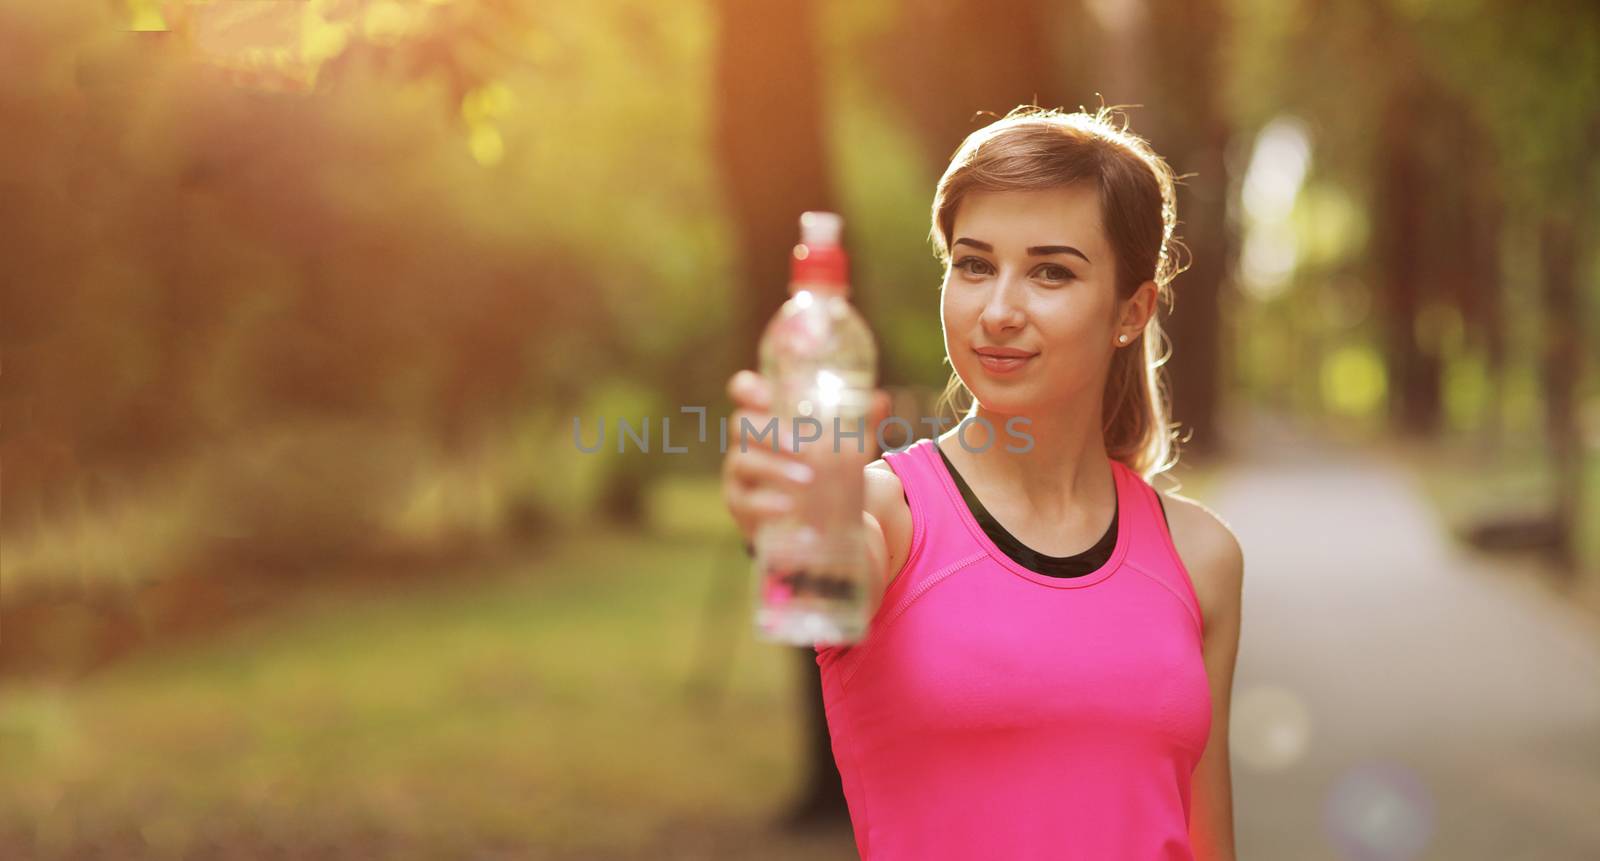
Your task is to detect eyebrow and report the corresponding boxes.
[952,237,1091,264]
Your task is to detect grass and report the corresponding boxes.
[0,483,843,859]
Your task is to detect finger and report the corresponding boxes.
[725,370,753,401]
[730,410,799,454]
[740,488,797,519]
[727,370,772,411]
[728,449,815,491]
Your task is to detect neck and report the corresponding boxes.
[937,399,1113,519]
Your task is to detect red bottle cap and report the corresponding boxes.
[790,211,849,294]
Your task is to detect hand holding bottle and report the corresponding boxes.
[721,369,891,551]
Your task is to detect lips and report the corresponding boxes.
[973,347,1037,374]
[973,347,1038,359]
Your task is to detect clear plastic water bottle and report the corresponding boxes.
[752,212,879,646]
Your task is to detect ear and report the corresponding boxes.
[1116,279,1160,335]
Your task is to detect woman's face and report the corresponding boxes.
[941,184,1129,419]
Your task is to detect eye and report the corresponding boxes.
[1034,264,1076,284]
[953,256,994,277]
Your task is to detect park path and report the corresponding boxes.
[1219,413,1600,860]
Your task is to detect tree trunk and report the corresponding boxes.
[713,0,837,369]
[1467,154,1507,448]
[1375,79,1444,436]
[1538,213,1583,574]
[711,0,849,827]
[1142,0,1231,457]
[861,0,1070,168]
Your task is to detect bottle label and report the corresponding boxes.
[762,565,860,605]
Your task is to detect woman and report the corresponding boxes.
[723,105,1243,860]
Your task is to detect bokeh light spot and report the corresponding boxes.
[1232,683,1313,772]
[1323,760,1436,861]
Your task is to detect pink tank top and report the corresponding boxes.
[814,437,1211,860]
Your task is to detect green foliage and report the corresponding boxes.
[1408,0,1600,211]
[1442,349,1492,432]
[1321,342,1388,418]
[2,0,739,581]
[827,65,950,387]
[4,0,1595,597]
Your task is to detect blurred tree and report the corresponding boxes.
[1409,0,1600,572]
[713,0,837,366]
[1448,107,1509,444]
[710,0,850,829]
[0,0,610,559]
[1134,0,1233,457]
[1539,208,1586,570]
[1373,63,1446,435]
[1267,0,1599,571]
[858,0,1073,167]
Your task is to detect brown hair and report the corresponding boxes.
[930,104,1188,482]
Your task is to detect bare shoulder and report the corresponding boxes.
[864,458,905,515]
[1158,490,1244,634]
[864,458,914,587]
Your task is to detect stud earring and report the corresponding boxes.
[1117,334,1129,345]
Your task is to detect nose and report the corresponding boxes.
[979,272,1027,335]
